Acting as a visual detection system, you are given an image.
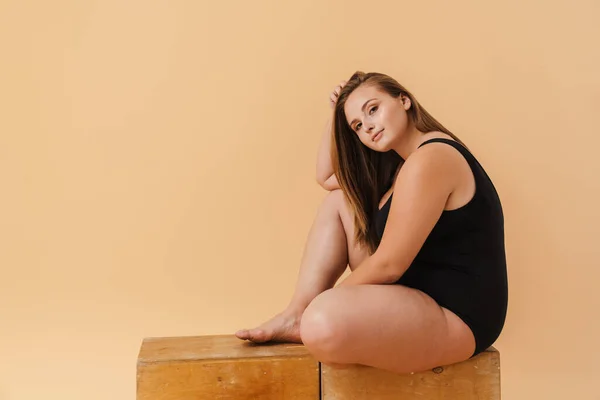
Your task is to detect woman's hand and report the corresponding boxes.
[329,80,347,109]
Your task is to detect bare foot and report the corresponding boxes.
[235,311,302,343]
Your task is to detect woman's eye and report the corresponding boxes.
[356,123,362,131]
[369,106,377,114]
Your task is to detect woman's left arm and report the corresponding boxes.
[337,144,460,287]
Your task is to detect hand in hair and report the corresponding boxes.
[329,80,347,109]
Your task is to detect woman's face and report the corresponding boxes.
[344,84,411,151]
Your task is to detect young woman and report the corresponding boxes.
[235,71,508,374]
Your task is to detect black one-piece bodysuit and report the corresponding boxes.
[375,138,508,358]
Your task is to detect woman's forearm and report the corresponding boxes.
[337,254,399,287]
[316,116,335,185]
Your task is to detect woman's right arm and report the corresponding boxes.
[316,81,346,191]
[316,116,338,190]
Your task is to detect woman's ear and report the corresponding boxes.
[401,95,412,111]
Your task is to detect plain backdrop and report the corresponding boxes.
[1,0,599,399]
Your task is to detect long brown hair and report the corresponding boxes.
[332,71,467,254]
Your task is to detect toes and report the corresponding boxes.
[235,330,249,340]
[236,329,262,342]
[253,329,273,343]
[236,327,276,343]
[252,330,266,342]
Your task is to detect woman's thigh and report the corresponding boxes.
[300,284,476,374]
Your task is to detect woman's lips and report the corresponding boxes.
[372,130,383,141]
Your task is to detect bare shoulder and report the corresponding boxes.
[397,135,475,210]
[405,138,463,175]
[395,136,468,194]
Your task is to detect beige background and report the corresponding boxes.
[1,0,599,399]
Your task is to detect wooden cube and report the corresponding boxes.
[321,347,500,400]
[137,335,500,400]
[136,334,320,400]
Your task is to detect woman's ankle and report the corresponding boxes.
[282,304,307,318]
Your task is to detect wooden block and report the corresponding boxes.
[321,347,500,400]
[137,334,320,400]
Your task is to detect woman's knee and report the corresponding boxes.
[321,188,345,210]
[300,290,343,356]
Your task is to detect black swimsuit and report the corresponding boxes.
[375,138,508,358]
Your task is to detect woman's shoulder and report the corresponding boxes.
[414,132,473,163]
[402,139,464,181]
[403,133,475,195]
[416,131,458,147]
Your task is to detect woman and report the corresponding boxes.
[235,71,508,374]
